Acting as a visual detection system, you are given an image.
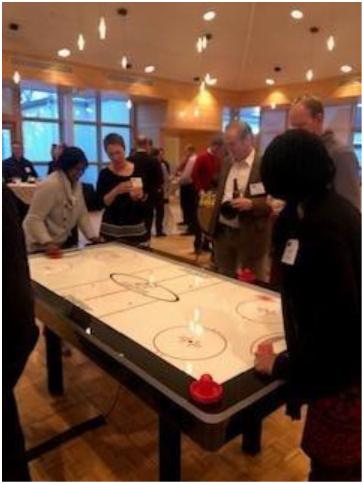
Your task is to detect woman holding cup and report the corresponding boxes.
[97,133,148,246]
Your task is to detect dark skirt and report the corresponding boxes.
[302,385,361,471]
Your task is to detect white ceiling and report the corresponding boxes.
[3,2,362,91]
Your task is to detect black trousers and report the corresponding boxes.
[3,387,31,481]
[155,194,165,235]
[179,185,189,224]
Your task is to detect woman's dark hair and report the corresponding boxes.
[261,129,335,201]
[58,147,88,172]
[103,133,126,152]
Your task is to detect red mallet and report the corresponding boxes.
[256,341,274,356]
[189,374,223,405]
[237,268,257,283]
[47,248,63,259]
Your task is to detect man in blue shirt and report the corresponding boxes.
[3,142,38,182]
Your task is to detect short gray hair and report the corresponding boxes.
[292,95,324,118]
[225,120,253,140]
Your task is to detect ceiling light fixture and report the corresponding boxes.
[291,9,304,20]
[203,11,216,21]
[13,70,21,84]
[265,78,275,86]
[306,69,314,81]
[205,73,217,86]
[58,48,71,58]
[144,65,155,74]
[340,64,353,73]
[196,37,203,53]
[126,99,133,109]
[99,16,106,40]
[201,35,208,50]
[77,34,85,51]
[327,35,335,51]
[121,56,128,69]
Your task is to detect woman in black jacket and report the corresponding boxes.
[255,129,361,481]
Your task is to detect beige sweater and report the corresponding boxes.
[23,171,97,252]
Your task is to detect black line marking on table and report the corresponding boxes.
[235,297,282,325]
[152,325,228,361]
[97,280,224,318]
[110,273,180,302]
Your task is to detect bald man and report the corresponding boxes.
[289,96,361,210]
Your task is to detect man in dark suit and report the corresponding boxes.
[129,136,163,239]
[208,121,271,279]
[3,142,38,183]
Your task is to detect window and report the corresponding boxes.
[221,106,260,134]
[101,93,130,124]
[2,129,11,159]
[353,103,362,167]
[72,90,97,122]
[21,84,59,119]
[71,90,132,185]
[21,82,60,163]
[74,124,98,162]
[239,107,261,134]
[23,121,60,162]
[101,92,132,159]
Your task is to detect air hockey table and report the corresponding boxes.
[29,242,288,481]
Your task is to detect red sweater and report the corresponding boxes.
[192,150,221,192]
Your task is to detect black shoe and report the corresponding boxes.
[156,232,167,237]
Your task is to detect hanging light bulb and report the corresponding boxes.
[306,69,314,82]
[13,70,21,84]
[327,35,335,51]
[199,80,206,92]
[204,73,217,86]
[121,55,128,69]
[98,17,106,40]
[126,99,133,109]
[77,34,85,51]
[196,37,203,53]
[201,35,208,50]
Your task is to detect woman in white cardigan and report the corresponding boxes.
[23,147,102,255]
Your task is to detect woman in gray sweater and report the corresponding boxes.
[23,147,101,255]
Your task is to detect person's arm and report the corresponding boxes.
[232,195,272,217]
[179,156,197,185]
[30,163,38,178]
[334,147,361,211]
[96,170,131,207]
[23,182,58,247]
[77,186,99,241]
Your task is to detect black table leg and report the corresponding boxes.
[242,417,262,455]
[159,414,181,481]
[44,328,64,396]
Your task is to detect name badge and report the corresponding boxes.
[281,239,299,266]
[131,177,143,189]
[25,167,31,173]
[249,182,266,196]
